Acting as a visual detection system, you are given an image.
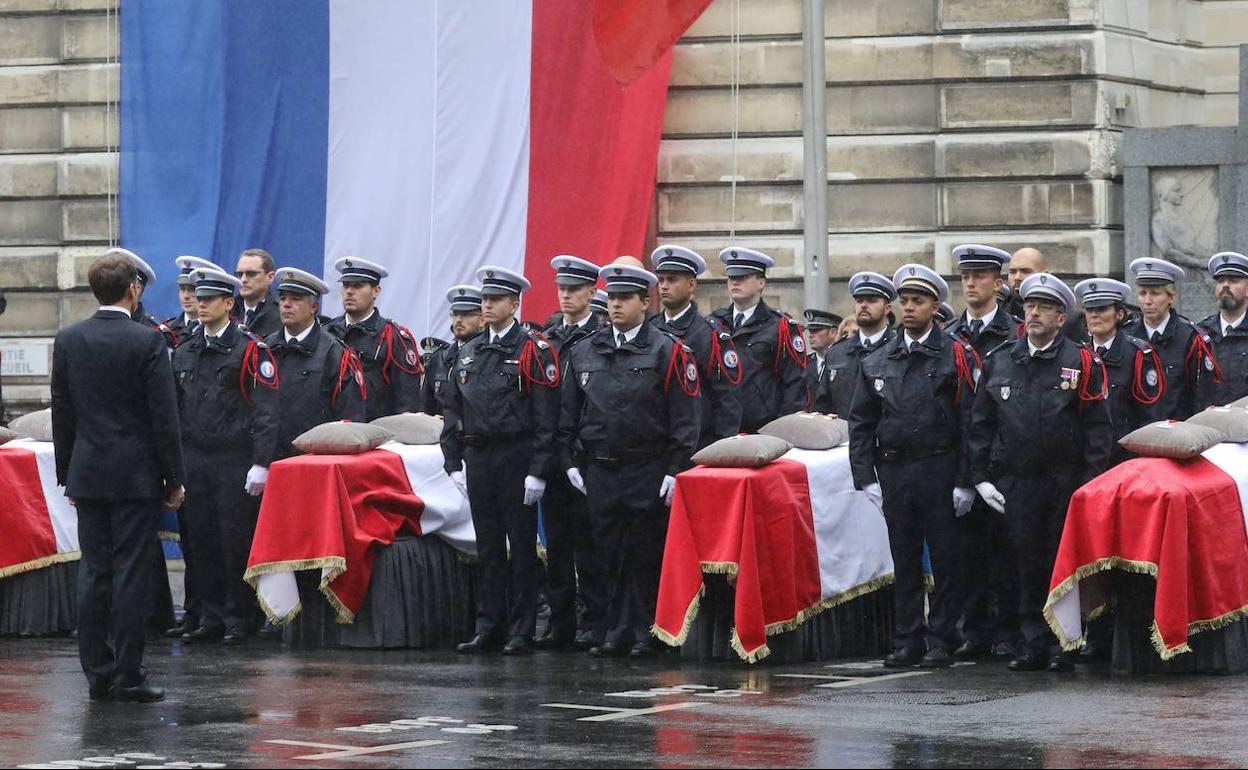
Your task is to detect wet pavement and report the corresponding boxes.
[2,637,1247,768]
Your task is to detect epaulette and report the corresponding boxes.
[240,327,268,348]
[984,339,1013,358]
[1124,334,1152,354]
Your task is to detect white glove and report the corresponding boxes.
[523,475,546,507]
[566,467,586,495]
[975,481,1006,515]
[659,475,677,507]
[953,486,976,518]
[450,470,468,498]
[244,465,269,497]
[862,482,883,512]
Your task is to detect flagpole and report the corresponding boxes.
[801,0,829,312]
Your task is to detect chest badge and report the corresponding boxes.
[458,370,469,385]
[259,360,275,380]
[1000,386,1011,400]
[1146,369,1158,388]
[723,350,739,369]
[460,356,473,367]
[828,369,837,382]
[546,363,558,381]
[580,371,590,387]
[873,378,884,392]
[1060,367,1080,391]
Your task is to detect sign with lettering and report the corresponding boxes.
[0,340,50,377]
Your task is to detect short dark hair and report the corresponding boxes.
[240,248,275,273]
[88,254,138,305]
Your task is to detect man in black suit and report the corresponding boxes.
[51,253,186,703]
[231,248,282,338]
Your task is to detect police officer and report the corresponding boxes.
[266,268,367,459]
[1197,252,1248,407]
[166,256,217,343]
[803,309,843,414]
[559,262,700,658]
[590,290,609,327]
[710,248,806,431]
[325,257,422,421]
[935,303,956,327]
[442,266,560,656]
[945,245,1023,661]
[421,286,484,417]
[650,245,742,446]
[1074,278,1163,466]
[172,268,279,644]
[969,274,1112,672]
[108,248,180,349]
[849,265,978,669]
[537,255,606,650]
[231,248,282,338]
[820,272,896,418]
[1124,257,1219,421]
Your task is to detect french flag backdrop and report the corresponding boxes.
[120,0,696,334]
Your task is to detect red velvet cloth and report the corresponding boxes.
[1047,456,1248,658]
[0,447,58,578]
[653,459,822,662]
[247,450,425,621]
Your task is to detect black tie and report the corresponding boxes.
[1096,345,1108,358]
[969,318,984,342]
[563,324,574,337]
[1151,331,1162,346]
[733,312,744,330]
[245,307,256,327]
[617,332,627,348]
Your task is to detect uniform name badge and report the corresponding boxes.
[1059,367,1080,391]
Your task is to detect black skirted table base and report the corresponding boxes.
[0,561,78,637]
[1109,573,1248,675]
[677,575,894,663]
[284,535,476,649]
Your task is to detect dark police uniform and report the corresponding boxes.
[325,311,422,421]
[173,305,278,640]
[710,300,805,431]
[849,314,977,664]
[1097,332,1160,465]
[1194,249,1248,407]
[232,293,282,339]
[442,266,560,654]
[560,316,700,656]
[813,328,892,416]
[649,302,741,445]
[801,309,843,414]
[267,322,367,458]
[968,275,1112,669]
[420,337,456,416]
[164,312,200,346]
[134,303,181,350]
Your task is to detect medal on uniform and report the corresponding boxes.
[1060,366,1080,391]
[873,378,884,392]
[1000,386,1010,400]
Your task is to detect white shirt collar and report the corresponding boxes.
[966,305,998,328]
[613,323,644,346]
[1091,335,1115,351]
[98,305,130,315]
[732,303,758,324]
[346,309,376,326]
[904,326,933,349]
[565,312,593,329]
[490,320,516,344]
[204,319,232,339]
[285,322,316,344]
[860,328,886,347]
[1222,310,1246,335]
[185,312,197,326]
[665,303,693,323]
[1144,314,1170,339]
[1028,337,1057,356]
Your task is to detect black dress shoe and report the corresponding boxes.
[255,620,282,640]
[573,631,602,651]
[181,625,224,643]
[88,686,113,702]
[588,640,628,658]
[883,648,923,668]
[628,640,659,659]
[456,634,501,654]
[991,641,1019,658]
[165,624,191,639]
[1047,655,1075,673]
[1008,651,1048,671]
[502,636,534,656]
[221,632,250,646]
[919,648,953,668]
[112,682,165,703]
[534,629,575,650]
[953,640,991,660]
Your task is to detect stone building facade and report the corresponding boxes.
[0,0,1245,412]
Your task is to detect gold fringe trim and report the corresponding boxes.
[650,584,706,648]
[1043,556,1158,650]
[1043,555,1248,660]
[0,550,81,580]
[244,556,348,625]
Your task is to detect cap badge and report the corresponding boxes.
[908,267,916,276]
[1040,275,1048,284]
[486,270,495,278]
